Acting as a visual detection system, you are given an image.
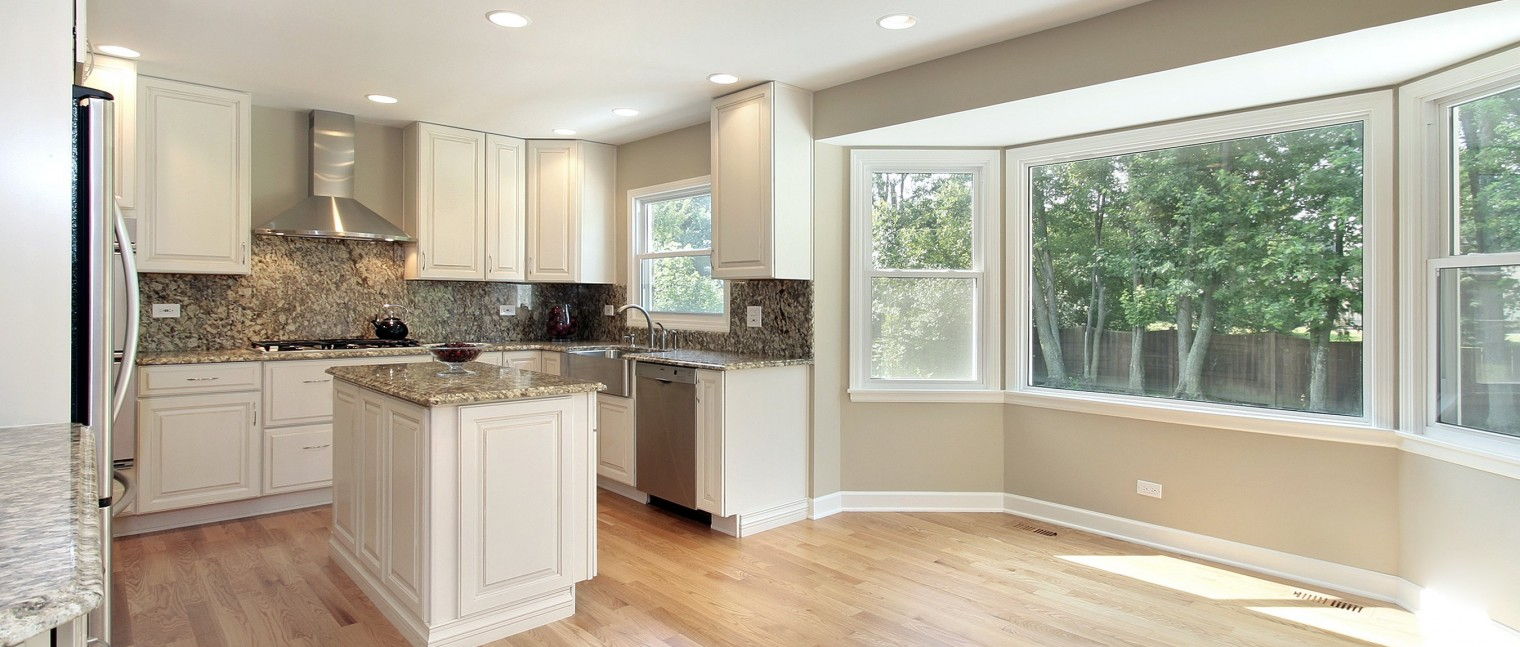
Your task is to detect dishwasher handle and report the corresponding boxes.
[635,362,695,384]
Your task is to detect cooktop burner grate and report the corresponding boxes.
[251,338,422,352]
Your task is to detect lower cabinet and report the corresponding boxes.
[136,390,261,514]
[263,424,333,494]
[692,365,809,523]
[596,393,635,486]
[503,350,542,372]
[541,352,563,376]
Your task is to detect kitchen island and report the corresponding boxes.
[325,361,603,647]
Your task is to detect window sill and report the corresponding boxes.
[624,314,729,334]
[1002,388,1398,447]
[1398,428,1520,481]
[849,388,1005,404]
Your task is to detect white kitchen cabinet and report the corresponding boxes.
[80,55,137,215]
[541,351,563,376]
[136,390,261,513]
[135,76,252,275]
[403,122,487,280]
[693,365,809,536]
[710,81,813,280]
[331,385,360,552]
[526,140,616,283]
[263,423,332,494]
[596,393,636,487]
[503,350,542,372]
[485,134,527,281]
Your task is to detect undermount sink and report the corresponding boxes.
[563,348,637,397]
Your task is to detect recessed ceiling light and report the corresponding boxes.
[708,73,739,85]
[366,94,399,104]
[877,14,917,30]
[486,10,531,27]
[552,128,577,136]
[96,44,141,58]
[612,108,640,117]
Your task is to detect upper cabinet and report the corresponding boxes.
[402,123,530,282]
[80,55,138,219]
[710,81,813,280]
[135,76,252,274]
[403,122,487,280]
[526,140,616,284]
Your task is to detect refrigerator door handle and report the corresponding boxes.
[112,199,140,419]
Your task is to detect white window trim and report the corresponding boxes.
[1399,44,1520,471]
[848,149,1002,399]
[1005,91,1397,443]
[626,175,728,332]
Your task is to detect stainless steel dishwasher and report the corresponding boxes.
[635,362,698,509]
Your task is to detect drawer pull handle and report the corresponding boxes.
[301,444,332,450]
[185,377,221,382]
[302,378,332,384]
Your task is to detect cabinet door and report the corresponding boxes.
[526,140,579,282]
[456,397,582,616]
[331,386,360,551]
[136,391,260,513]
[540,352,563,376]
[485,134,527,281]
[694,371,725,516]
[503,351,541,372]
[383,405,426,614]
[408,123,486,280]
[81,55,137,212]
[358,398,386,575]
[710,87,772,280]
[596,394,636,486]
[136,76,251,274]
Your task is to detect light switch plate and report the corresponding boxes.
[498,304,517,316]
[150,303,180,318]
[746,305,763,328]
[604,305,615,316]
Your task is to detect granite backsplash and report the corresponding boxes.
[138,236,811,358]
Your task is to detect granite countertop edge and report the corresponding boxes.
[0,424,104,646]
[138,342,813,371]
[327,362,605,407]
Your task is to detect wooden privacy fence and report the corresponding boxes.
[1030,328,1363,414]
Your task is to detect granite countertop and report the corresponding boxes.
[327,361,605,407]
[0,424,103,646]
[138,341,811,371]
[622,349,813,371]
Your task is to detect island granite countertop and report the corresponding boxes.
[139,342,811,371]
[0,424,103,646]
[328,361,605,407]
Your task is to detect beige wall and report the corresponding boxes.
[1005,407,1400,572]
[251,106,403,227]
[814,0,1493,139]
[612,123,711,286]
[1399,454,1520,628]
[1,1,74,424]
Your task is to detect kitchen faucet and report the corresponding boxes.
[616,304,655,349]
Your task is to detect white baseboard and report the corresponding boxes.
[711,499,810,538]
[999,492,1402,603]
[115,488,332,536]
[596,477,649,504]
[809,492,842,519]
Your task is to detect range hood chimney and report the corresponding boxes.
[254,110,414,242]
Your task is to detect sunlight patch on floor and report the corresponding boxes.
[1058,554,1311,601]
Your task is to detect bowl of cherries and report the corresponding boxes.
[424,342,489,376]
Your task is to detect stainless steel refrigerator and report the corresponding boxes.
[73,84,141,647]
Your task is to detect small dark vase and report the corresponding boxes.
[547,304,576,341]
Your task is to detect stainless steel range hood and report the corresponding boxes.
[254,110,414,242]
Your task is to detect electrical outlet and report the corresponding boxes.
[603,304,615,316]
[498,304,517,316]
[1136,480,1163,499]
[150,303,181,318]
[746,305,763,328]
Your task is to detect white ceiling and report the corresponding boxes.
[823,1,1520,147]
[88,0,1145,144]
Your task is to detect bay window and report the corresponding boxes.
[849,150,1001,398]
[1008,93,1395,433]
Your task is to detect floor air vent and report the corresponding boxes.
[1013,522,1057,537]
[1292,591,1363,612]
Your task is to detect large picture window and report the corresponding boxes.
[850,150,1000,397]
[1403,49,1520,454]
[628,177,726,331]
[1010,93,1394,430]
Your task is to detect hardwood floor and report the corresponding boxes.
[113,490,1422,646]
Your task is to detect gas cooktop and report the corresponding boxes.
[251,338,422,352]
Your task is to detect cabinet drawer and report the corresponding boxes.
[264,361,338,426]
[139,362,261,396]
[265,424,333,494]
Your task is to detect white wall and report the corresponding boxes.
[1,2,75,425]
